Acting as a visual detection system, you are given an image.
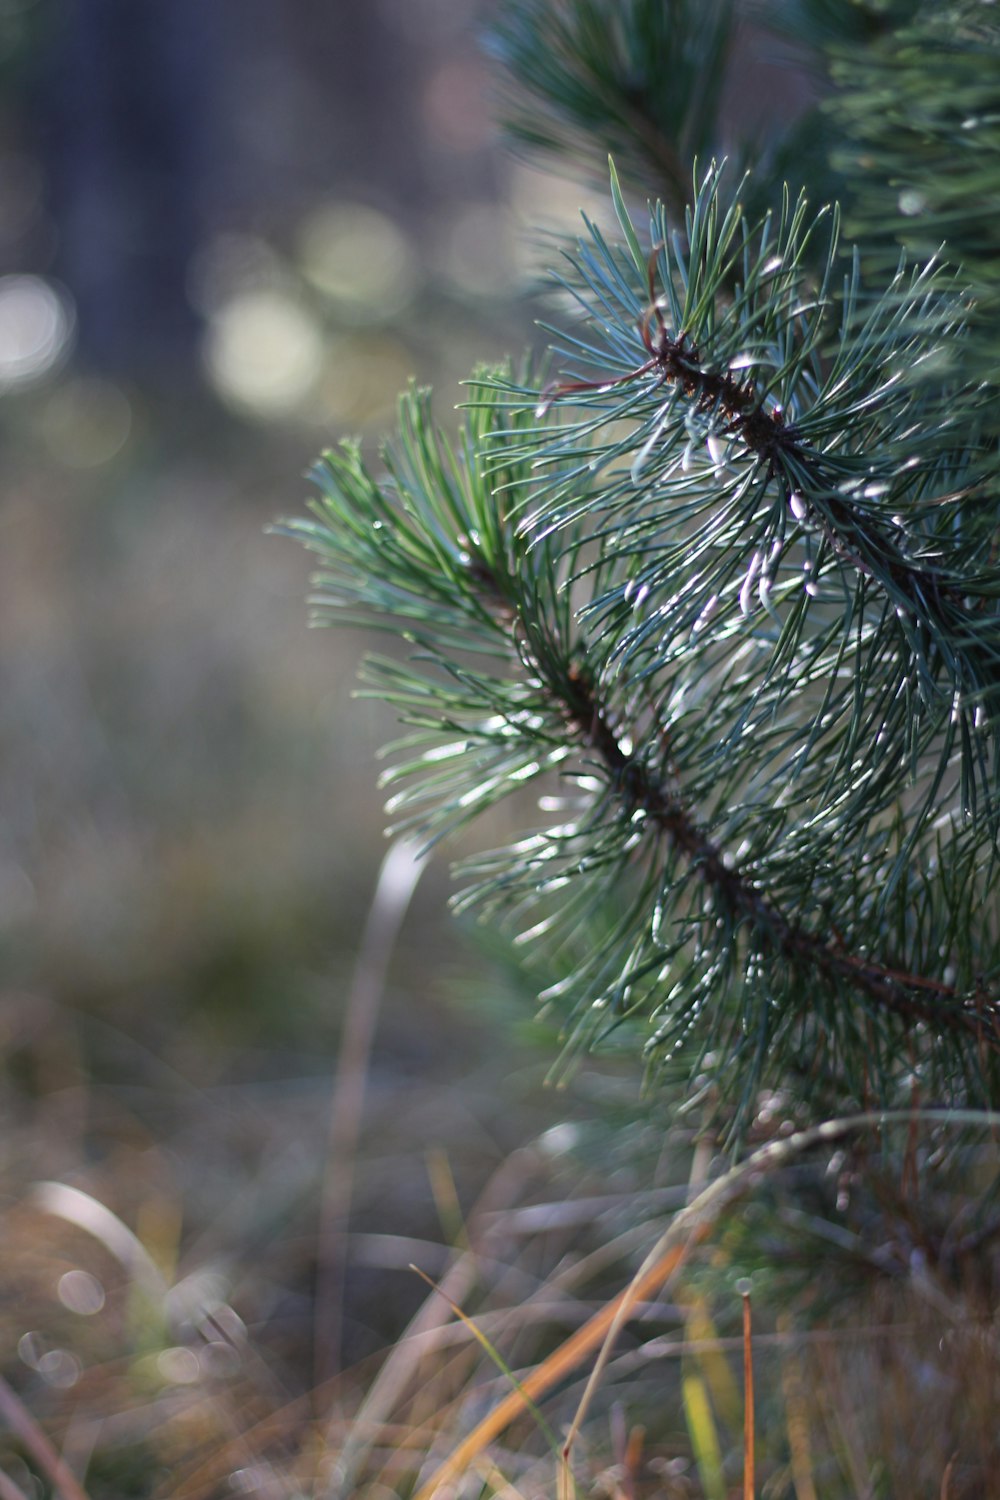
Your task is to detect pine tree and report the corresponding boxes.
[282,0,1000,1137]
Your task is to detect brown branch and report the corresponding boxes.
[553,651,1000,1050]
[547,270,972,634]
[458,490,1000,1052]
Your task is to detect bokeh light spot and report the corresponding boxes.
[0,274,73,389]
[203,288,325,419]
[297,204,418,320]
[17,1331,46,1369]
[898,188,928,217]
[157,1345,200,1385]
[37,1348,82,1388]
[57,1268,106,1315]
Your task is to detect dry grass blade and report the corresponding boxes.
[940,1452,957,1499]
[778,1316,819,1500]
[0,1468,32,1500]
[409,1265,562,1457]
[0,1376,92,1500]
[31,1184,167,1301]
[742,1291,754,1500]
[415,1110,983,1499]
[682,1369,725,1500]
[413,1236,698,1500]
[315,839,427,1386]
[332,1145,543,1493]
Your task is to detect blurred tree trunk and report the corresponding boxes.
[33,0,221,373]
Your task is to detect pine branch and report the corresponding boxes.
[759,2,1000,435]
[547,664,989,1040]
[824,4,1000,411]
[502,165,1000,841]
[282,335,1000,1125]
[465,529,1000,1055]
[485,0,736,215]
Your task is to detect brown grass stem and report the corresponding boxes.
[329,1143,543,1494]
[742,1292,754,1500]
[413,1109,1000,1498]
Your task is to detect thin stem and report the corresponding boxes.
[742,1292,755,1500]
[314,840,427,1389]
[0,1376,92,1500]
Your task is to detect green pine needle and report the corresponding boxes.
[282,157,1000,1134]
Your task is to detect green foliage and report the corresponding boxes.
[285,0,1000,1136]
[485,0,736,215]
[822,5,1000,411]
[756,0,922,50]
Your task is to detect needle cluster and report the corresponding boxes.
[282,157,1000,1130]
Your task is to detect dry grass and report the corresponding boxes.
[3,1096,1000,1499]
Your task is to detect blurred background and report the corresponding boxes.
[0,0,628,1486]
